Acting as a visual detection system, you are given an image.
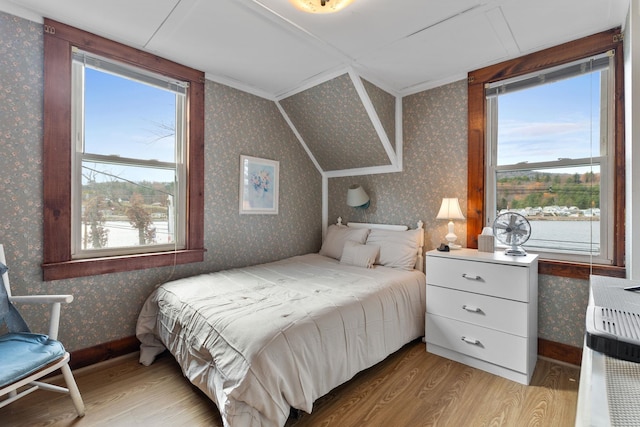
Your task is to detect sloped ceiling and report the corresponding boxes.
[0,0,630,174]
[278,73,397,173]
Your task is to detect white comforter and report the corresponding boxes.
[136,253,425,427]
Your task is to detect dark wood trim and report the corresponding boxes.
[187,78,205,251]
[69,335,140,371]
[43,31,73,265]
[44,19,203,83]
[538,338,583,367]
[539,259,626,280]
[467,80,485,250]
[467,28,626,279]
[468,29,621,85]
[43,249,205,281]
[42,19,206,281]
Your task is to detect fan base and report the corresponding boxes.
[504,247,527,256]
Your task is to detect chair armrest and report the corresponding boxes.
[8,295,74,340]
[9,295,74,304]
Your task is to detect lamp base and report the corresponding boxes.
[444,223,461,249]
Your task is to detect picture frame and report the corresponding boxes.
[239,155,279,215]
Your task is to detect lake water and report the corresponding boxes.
[88,219,601,255]
[522,219,600,253]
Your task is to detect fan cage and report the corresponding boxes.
[493,212,531,256]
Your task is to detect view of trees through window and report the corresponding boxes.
[497,169,599,214]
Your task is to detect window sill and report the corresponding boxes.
[42,249,205,281]
[538,259,625,280]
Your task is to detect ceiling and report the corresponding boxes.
[0,0,630,99]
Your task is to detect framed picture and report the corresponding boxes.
[239,155,279,214]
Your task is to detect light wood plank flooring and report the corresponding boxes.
[1,340,580,426]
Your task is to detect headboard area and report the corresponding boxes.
[336,217,425,272]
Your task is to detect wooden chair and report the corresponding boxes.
[0,244,85,417]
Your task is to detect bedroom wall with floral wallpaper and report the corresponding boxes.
[0,12,322,352]
[1,10,590,352]
[327,79,590,349]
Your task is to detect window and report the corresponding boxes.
[467,28,625,279]
[72,50,187,257]
[485,53,614,264]
[43,19,205,280]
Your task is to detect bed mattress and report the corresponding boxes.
[136,253,425,427]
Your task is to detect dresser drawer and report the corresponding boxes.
[426,285,528,336]
[425,256,529,302]
[425,313,528,373]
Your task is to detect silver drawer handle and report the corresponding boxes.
[462,304,482,313]
[462,273,481,281]
[461,336,481,346]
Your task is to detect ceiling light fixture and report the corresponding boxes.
[288,0,355,14]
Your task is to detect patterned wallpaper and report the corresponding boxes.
[329,80,469,251]
[362,78,396,151]
[327,79,590,348]
[279,73,391,171]
[0,12,322,352]
[1,10,590,351]
[538,274,589,347]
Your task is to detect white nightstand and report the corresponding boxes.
[425,248,538,384]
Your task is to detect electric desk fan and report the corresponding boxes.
[493,212,531,256]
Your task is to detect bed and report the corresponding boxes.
[136,221,426,427]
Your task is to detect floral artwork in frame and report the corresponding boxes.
[239,155,279,214]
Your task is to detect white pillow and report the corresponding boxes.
[340,241,380,269]
[365,228,422,270]
[319,225,370,260]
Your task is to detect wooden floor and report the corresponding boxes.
[1,340,580,426]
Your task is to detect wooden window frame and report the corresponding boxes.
[467,28,625,280]
[42,19,205,281]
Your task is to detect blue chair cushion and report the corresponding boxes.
[0,332,66,387]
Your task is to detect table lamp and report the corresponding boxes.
[436,197,465,249]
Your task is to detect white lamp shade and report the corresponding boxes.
[347,185,370,207]
[436,198,465,220]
